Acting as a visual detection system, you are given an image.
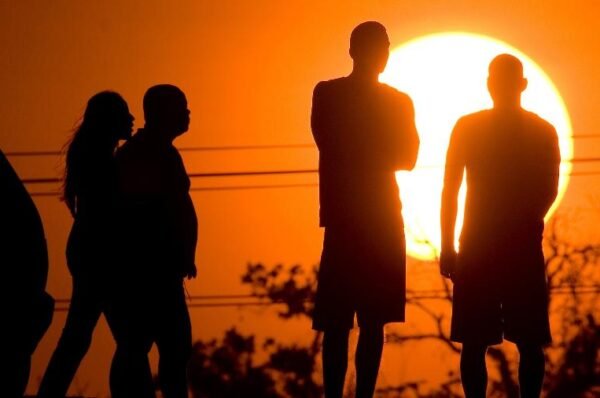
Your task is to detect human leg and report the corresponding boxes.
[155,282,192,398]
[501,252,549,398]
[322,327,350,398]
[313,227,356,398]
[355,323,384,398]
[106,286,155,398]
[38,278,102,397]
[460,343,488,398]
[109,340,154,398]
[517,343,545,398]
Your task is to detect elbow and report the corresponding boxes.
[396,148,419,171]
[403,157,417,171]
[404,139,420,171]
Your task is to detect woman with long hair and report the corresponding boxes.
[38,91,134,397]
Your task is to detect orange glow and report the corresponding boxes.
[380,32,573,260]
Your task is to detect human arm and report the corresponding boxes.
[310,81,331,151]
[440,120,467,278]
[537,126,560,219]
[392,95,420,171]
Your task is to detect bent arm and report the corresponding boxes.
[536,127,561,219]
[393,96,420,171]
[311,82,330,151]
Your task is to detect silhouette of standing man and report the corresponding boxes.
[441,54,560,398]
[112,84,197,398]
[311,21,419,398]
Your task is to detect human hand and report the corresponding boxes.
[440,250,457,280]
[184,263,197,279]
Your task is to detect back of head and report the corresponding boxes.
[143,84,189,135]
[487,54,527,107]
[349,21,390,74]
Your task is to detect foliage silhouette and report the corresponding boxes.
[188,264,322,398]
[188,219,600,397]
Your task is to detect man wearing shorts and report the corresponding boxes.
[311,21,419,398]
[440,54,560,398]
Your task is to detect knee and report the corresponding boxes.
[323,328,350,343]
[359,323,384,343]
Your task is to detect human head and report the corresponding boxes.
[487,54,528,109]
[81,91,134,143]
[143,84,190,138]
[64,91,134,214]
[349,21,390,75]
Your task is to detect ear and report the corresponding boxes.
[521,77,528,92]
[349,46,355,60]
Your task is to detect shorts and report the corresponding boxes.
[450,246,551,346]
[312,219,406,331]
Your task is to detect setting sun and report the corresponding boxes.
[380,32,573,260]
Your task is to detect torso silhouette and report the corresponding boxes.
[311,76,417,227]
[116,128,197,279]
[452,109,560,251]
[67,148,119,279]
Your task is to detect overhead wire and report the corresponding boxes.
[16,156,600,187]
[5,133,600,158]
[52,286,600,312]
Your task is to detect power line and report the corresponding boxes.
[189,183,318,192]
[17,157,600,186]
[187,169,317,179]
[51,284,600,310]
[53,288,600,312]
[24,169,600,197]
[4,144,316,158]
[179,144,315,152]
[25,169,600,198]
[28,182,320,197]
[5,134,600,158]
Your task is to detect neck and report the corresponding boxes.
[493,100,522,112]
[142,125,175,144]
[349,66,380,84]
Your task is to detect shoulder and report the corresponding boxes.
[378,83,415,113]
[522,110,557,136]
[451,110,492,144]
[458,109,492,125]
[379,83,411,101]
[455,110,493,130]
[313,77,346,97]
[116,133,149,165]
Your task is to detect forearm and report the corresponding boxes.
[441,187,459,251]
[397,131,420,171]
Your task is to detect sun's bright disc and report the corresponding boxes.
[379,32,573,261]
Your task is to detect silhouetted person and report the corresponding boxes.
[311,22,419,398]
[0,150,54,396]
[111,84,197,398]
[440,54,560,398]
[38,91,134,397]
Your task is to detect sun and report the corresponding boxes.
[379,32,573,261]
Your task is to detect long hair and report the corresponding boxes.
[63,91,127,216]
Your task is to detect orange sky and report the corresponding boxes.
[1,1,599,396]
